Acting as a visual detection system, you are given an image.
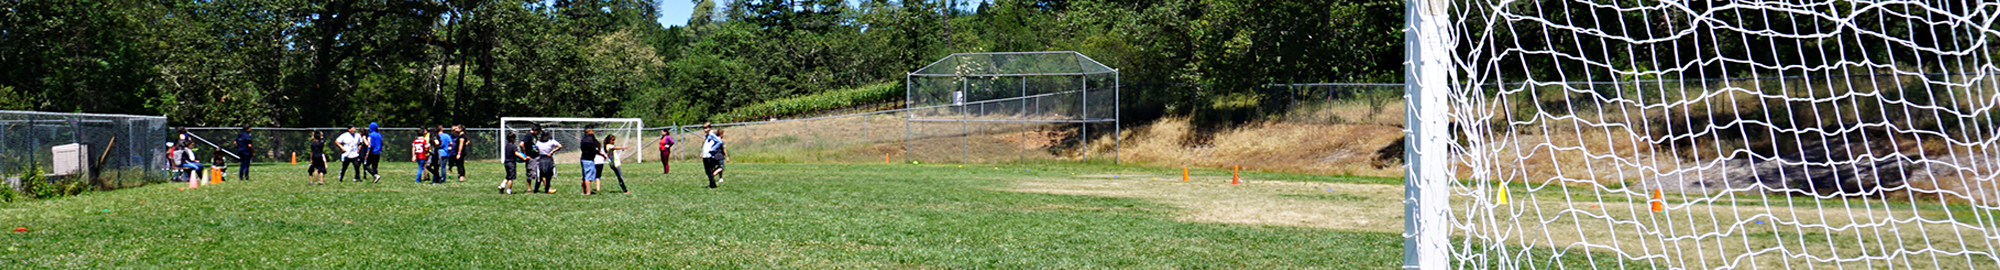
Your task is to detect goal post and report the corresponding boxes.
[1402,0,1451,268]
[498,117,643,164]
[1413,0,2000,269]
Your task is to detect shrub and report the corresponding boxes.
[712,82,901,122]
[19,166,90,200]
[1,179,14,203]
[22,167,53,199]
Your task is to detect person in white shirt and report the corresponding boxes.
[534,131,563,194]
[701,125,727,189]
[335,126,365,182]
[602,135,630,194]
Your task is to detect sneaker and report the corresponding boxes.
[505,188,513,194]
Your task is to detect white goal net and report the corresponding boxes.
[498,117,643,164]
[1408,0,2000,269]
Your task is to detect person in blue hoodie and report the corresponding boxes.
[367,122,385,183]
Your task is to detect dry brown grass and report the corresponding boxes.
[1281,99,1407,126]
[1473,120,1663,186]
[1004,175,1405,232]
[1008,175,1998,269]
[1095,117,1406,177]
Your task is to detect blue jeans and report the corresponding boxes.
[178,163,203,182]
[414,159,428,182]
[237,150,251,180]
[580,160,599,181]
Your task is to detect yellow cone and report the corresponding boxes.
[1495,185,1508,205]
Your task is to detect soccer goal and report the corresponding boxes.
[1406,0,2000,269]
[498,117,643,164]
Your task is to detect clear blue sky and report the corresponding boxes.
[656,0,697,27]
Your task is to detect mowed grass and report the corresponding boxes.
[1,161,1400,268]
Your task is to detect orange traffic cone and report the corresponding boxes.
[1182,167,1189,182]
[1231,166,1241,185]
[1650,189,1665,212]
[291,153,297,164]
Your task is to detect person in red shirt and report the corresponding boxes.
[657,129,675,174]
[412,128,433,183]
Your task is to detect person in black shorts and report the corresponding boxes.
[501,130,527,194]
[701,126,727,189]
[308,130,329,185]
[535,131,562,194]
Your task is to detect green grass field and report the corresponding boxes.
[1,161,1402,268]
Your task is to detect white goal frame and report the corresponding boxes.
[498,117,644,164]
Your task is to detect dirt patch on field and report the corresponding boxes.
[1005,177,1405,232]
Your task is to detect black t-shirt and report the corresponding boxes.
[521,135,541,158]
[309,139,325,155]
[502,138,519,158]
[579,135,600,161]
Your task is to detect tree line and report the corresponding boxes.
[0,0,1403,127]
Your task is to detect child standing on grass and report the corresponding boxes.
[702,127,727,189]
[309,131,328,186]
[578,126,601,195]
[603,135,630,193]
[536,131,563,194]
[449,125,469,182]
[524,128,543,193]
[501,130,528,194]
[236,126,253,181]
[336,126,363,182]
[413,127,433,183]
[434,125,453,184]
[366,123,384,183]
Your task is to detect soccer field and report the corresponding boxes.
[1,161,1404,268]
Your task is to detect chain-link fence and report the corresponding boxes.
[904,51,1121,163]
[0,111,170,190]
[186,127,519,164]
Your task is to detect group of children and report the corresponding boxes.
[184,122,731,194]
[311,123,387,185]
[410,125,469,184]
[498,125,641,195]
